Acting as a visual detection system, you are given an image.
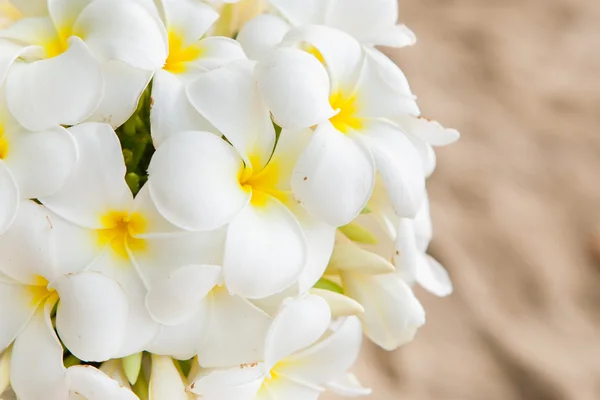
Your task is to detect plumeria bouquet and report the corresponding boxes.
[0,0,459,399]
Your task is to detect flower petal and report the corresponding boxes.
[10,298,69,400]
[269,0,326,26]
[310,289,364,318]
[162,0,219,47]
[197,290,271,368]
[360,24,416,48]
[237,14,290,60]
[146,265,221,326]
[395,114,460,146]
[53,271,129,362]
[224,198,306,299]
[66,365,138,400]
[188,36,246,71]
[341,273,425,350]
[10,0,48,16]
[87,60,152,129]
[48,0,94,30]
[0,40,33,85]
[326,373,372,397]
[292,121,375,227]
[150,69,214,148]
[261,376,322,400]
[326,0,398,42]
[282,25,363,93]
[280,316,363,385]
[148,131,248,231]
[4,126,77,199]
[0,201,56,284]
[393,218,419,283]
[148,355,188,400]
[41,122,132,229]
[416,255,453,297]
[0,281,38,351]
[6,37,103,131]
[187,60,275,169]
[256,47,334,129]
[188,364,265,398]
[358,119,425,218]
[0,160,18,234]
[354,48,419,119]
[328,239,395,276]
[73,0,168,70]
[265,295,331,368]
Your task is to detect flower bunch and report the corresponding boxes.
[0,0,459,399]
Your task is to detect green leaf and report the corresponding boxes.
[123,352,143,385]
[314,278,344,294]
[338,223,378,244]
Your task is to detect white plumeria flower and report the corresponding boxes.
[0,0,167,131]
[325,234,426,351]
[188,295,365,399]
[148,60,336,298]
[150,0,246,146]
[237,0,415,61]
[255,26,425,227]
[0,201,134,399]
[0,92,77,234]
[38,122,224,357]
[145,265,273,367]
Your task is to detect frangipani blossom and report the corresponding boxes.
[324,235,426,351]
[256,26,425,227]
[150,0,246,146]
[39,122,224,357]
[188,295,366,399]
[238,0,415,61]
[149,60,335,298]
[0,201,133,400]
[0,93,77,234]
[0,0,167,130]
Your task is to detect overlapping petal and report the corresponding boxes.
[0,161,18,234]
[66,365,139,400]
[237,14,290,60]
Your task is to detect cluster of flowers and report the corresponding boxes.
[0,0,459,398]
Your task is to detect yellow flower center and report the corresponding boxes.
[98,211,147,259]
[239,156,289,207]
[304,44,325,64]
[0,127,8,160]
[41,25,73,59]
[26,276,58,307]
[329,91,363,134]
[164,31,204,74]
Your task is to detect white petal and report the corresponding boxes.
[0,161,18,234]
[187,60,275,169]
[4,126,77,199]
[265,295,331,368]
[0,281,38,351]
[326,373,371,397]
[269,0,326,26]
[147,304,208,360]
[187,36,246,71]
[87,61,152,129]
[280,317,363,385]
[146,265,221,326]
[48,0,94,30]
[282,25,363,93]
[358,119,425,218]
[310,289,364,318]
[73,0,168,70]
[0,201,56,284]
[237,14,290,60]
[292,122,375,227]
[150,69,214,148]
[266,127,313,192]
[10,0,48,16]
[129,184,190,236]
[256,47,334,129]
[395,115,460,146]
[328,241,395,276]
[393,218,419,284]
[354,48,419,119]
[149,355,188,400]
[224,199,306,299]
[188,364,265,399]
[413,194,432,251]
[53,271,129,362]
[407,134,437,177]
[326,0,398,41]
[41,122,132,229]
[148,131,248,231]
[197,290,271,368]
[261,377,322,400]
[341,273,425,350]
[360,24,417,48]
[0,40,30,85]
[6,37,103,131]
[416,255,453,297]
[0,348,10,395]
[162,0,218,47]
[90,252,159,357]
[10,299,68,400]
[66,365,138,400]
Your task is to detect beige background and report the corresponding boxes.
[330,0,600,399]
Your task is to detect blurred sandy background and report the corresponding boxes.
[330,0,600,399]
